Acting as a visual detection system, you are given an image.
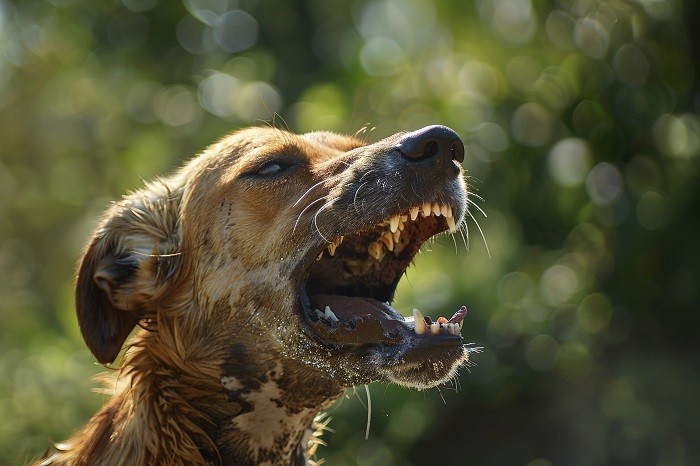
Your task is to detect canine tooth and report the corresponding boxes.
[422,202,431,217]
[413,309,427,335]
[392,229,401,243]
[379,231,394,251]
[327,243,337,256]
[446,205,453,218]
[446,215,456,231]
[430,323,441,334]
[316,251,323,261]
[390,216,400,233]
[324,306,338,322]
[433,202,441,217]
[367,242,385,261]
[440,204,449,217]
[410,207,420,221]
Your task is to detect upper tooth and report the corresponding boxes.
[430,323,441,334]
[324,306,338,322]
[433,202,441,216]
[367,242,385,261]
[379,231,394,251]
[327,243,337,256]
[410,207,420,221]
[440,204,449,217]
[446,216,456,231]
[389,216,400,233]
[422,202,431,217]
[413,309,427,334]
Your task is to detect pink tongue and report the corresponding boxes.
[310,294,404,323]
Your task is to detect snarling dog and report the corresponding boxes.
[37,125,475,466]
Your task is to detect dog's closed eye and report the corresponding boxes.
[253,159,299,177]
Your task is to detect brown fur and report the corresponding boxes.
[36,126,472,466]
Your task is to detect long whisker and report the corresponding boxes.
[457,223,469,251]
[293,179,327,207]
[312,198,337,243]
[293,196,328,234]
[467,197,488,218]
[466,209,491,258]
[353,181,369,213]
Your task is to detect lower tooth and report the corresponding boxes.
[446,216,456,231]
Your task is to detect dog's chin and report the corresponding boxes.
[295,202,478,389]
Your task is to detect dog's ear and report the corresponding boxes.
[76,181,184,364]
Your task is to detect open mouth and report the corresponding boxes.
[298,201,469,351]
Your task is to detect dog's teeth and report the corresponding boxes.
[433,202,442,217]
[392,229,401,243]
[389,215,400,233]
[446,215,456,231]
[315,309,324,319]
[410,207,420,221]
[379,231,394,251]
[413,309,427,335]
[440,204,449,217]
[430,322,441,334]
[324,305,338,322]
[446,205,453,218]
[422,202,431,217]
[338,236,344,244]
[316,251,323,261]
[327,243,337,256]
[367,241,385,261]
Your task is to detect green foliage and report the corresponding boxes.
[0,0,698,464]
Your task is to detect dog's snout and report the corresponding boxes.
[395,125,465,164]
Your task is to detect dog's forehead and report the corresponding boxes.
[215,127,366,166]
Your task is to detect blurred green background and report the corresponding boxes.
[1,0,699,464]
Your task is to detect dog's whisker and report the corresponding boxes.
[312,199,336,243]
[352,181,369,213]
[466,209,491,258]
[457,223,469,251]
[467,196,488,218]
[293,196,328,234]
[293,179,328,207]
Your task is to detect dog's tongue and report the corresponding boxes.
[310,294,405,332]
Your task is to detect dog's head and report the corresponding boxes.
[76,125,474,391]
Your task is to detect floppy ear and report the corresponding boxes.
[75,181,184,364]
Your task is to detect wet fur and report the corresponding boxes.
[35,127,468,466]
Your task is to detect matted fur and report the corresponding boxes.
[35,126,471,466]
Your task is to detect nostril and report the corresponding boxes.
[395,125,464,164]
[423,140,439,159]
[451,141,465,163]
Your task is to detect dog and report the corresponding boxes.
[36,125,475,466]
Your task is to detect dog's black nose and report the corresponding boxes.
[395,125,465,164]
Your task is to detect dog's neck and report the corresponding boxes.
[87,331,344,466]
[215,345,343,465]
